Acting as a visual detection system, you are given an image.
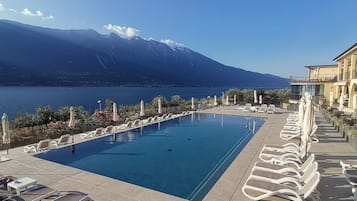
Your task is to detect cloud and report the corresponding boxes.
[0,3,4,12]
[104,24,139,38]
[160,39,184,47]
[42,15,54,20]
[22,8,43,17]
[8,8,17,13]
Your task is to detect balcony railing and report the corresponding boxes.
[290,74,337,83]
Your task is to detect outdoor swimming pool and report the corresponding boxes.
[36,113,264,200]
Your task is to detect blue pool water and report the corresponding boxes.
[36,113,264,200]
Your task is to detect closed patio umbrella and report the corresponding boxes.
[140,100,145,116]
[259,95,262,105]
[297,96,306,145]
[226,96,229,105]
[302,93,315,160]
[254,90,258,104]
[68,106,75,128]
[329,91,333,107]
[158,98,162,114]
[113,103,119,121]
[214,95,218,106]
[234,95,237,105]
[297,96,305,128]
[222,92,224,105]
[191,97,195,110]
[2,113,10,155]
[339,92,344,111]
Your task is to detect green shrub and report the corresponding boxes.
[349,129,357,136]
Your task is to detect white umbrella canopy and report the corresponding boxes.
[2,113,10,154]
[339,92,344,111]
[191,97,195,110]
[302,93,314,143]
[254,90,258,104]
[226,96,229,105]
[233,95,237,105]
[68,106,75,128]
[214,95,218,106]
[113,103,119,121]
[140,100,145,117]
[259,95,262,105]
[158,98,162,114]
[297,96,306,128]
[329,91,334,107]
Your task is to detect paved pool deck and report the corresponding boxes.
[1,106,356,200]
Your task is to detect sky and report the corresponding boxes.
[0,0,357,78]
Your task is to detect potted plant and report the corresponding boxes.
[348,129,357,151]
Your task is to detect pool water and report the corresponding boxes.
[36,113,264,200]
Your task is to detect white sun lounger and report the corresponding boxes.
[80,127,103,139]
[50,134,71,148]
[24,139,51,153]
[102,125,114,135]
[242,171,320,201]
[7,184,58,201]
[115,121,133,131]
[254,154,315,175]
[242,103,252,112]
[280,124,318,141]
[267,104,276,114]
[258,148,309,165]
[258,104,267,113]
[248,161,318,188]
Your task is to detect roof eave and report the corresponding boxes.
[334,43,357,61]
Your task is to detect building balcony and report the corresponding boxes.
[290,74,337,83]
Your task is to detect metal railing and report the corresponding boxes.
[290,74,337,83]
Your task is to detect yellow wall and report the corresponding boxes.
[308,66,338,81]
[323,82,335,101]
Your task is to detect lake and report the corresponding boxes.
[0,86,232,118]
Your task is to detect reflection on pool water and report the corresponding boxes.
[36,113,264,200]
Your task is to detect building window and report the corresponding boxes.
[291,84,324,100]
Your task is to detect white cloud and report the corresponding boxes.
[104,24,139,38]
[42,15,54,20]
[0,3,4,12]
[160,39,184,47]
[8,8,17,13]
[22,8,43,17]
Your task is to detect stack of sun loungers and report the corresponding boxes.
[242,92,321,200]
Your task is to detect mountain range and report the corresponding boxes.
[0,19,289,87]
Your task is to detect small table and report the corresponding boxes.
[7,177,37,195]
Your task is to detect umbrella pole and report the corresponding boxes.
[305,142,308,162]
[6,143,9,155]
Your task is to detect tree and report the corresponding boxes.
[55,106,70,121]
[151,96,168,107]
[170,95,183,106]
[34,106,55,125]
[105,99,114,112]
[13,113,35,128]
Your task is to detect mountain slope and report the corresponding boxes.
[0,20,289,87]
